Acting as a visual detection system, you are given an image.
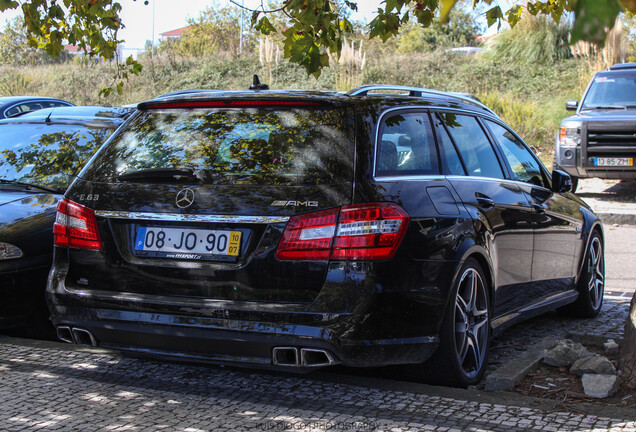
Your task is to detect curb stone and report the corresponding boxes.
[484,336,557,392]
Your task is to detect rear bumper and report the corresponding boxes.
[49,307,439,369]
[47,252,453,369]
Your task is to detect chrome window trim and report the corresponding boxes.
[94,211,290,224]
[444,174,553,193]
[372,106,500,179]
[374,175,446,182]
[445,174,516,184]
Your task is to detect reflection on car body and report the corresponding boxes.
[0,106,130,337]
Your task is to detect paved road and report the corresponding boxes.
[604,224,636,293]
[578,178,636,225]
[0,194,635,431]
[0,336,634,432]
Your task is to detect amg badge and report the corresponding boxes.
[271,200,319,207]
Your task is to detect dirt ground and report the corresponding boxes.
[514,344,636,412]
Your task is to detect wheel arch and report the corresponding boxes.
[442,245,496,323]
[576,216,604,284]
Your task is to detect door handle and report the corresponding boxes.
[475,195,495,209]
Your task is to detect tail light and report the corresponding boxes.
[276,203,409,261]
[53,198,102,250]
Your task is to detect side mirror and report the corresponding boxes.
[552,169,572,193]
[566,100,578,111]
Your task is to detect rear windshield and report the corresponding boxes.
[582,72,636,109]
[0,123,116,189]
[83,106,355,185]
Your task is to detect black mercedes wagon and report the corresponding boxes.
[47,84,604,386]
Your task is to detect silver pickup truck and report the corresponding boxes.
[554,63,636,192]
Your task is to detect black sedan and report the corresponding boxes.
[0,96,74,119]
[0,106,129,337]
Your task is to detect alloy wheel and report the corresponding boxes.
[587,237,604,311]
[454,267,489,379]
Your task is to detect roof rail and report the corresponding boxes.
[608,63,636,71]
[346,84,498,117]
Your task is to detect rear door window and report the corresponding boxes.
[437,112,504,179]
[433,115,466,176]
[84,106,354,186]
[376,111,439,176]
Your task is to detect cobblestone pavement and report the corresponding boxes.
[1,224,634,431]
[0,339,635,432]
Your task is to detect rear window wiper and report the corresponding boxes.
[0,179,63,194]
[116,168,199,183]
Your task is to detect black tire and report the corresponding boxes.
[406,257,491,387]
[559,231,604,318]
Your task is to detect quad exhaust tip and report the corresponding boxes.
[56,326,73,344]
[56,326,97,347]
[272,347,338,367]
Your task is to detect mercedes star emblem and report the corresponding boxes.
[175,188,195,209]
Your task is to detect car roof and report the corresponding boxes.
[0,106,130,127]
[608,63,636,71]
[0,96,72,106]
[139,85,497,118]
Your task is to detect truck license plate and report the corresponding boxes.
[593,157,633,167]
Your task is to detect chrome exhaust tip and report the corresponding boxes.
[71,328,97,346]
[272,347,299,366]
[300,348,338,367]
[56,326,73,344]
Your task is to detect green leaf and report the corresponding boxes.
[250,10,260,27]
[343,1,358,12]
[439,0,459,24]
[339,18,353,33]
[255,16,276,35]
[486,5,503,27]
[131,61,143,75]
[0,0,18,11]
[571,0,621,45]
[414,8,434,26]
[506,5,523,28]
[385,0,398,13]
[99,87,114,98]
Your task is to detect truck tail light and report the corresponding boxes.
[53,198,102,250]
[276,203,409,261]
